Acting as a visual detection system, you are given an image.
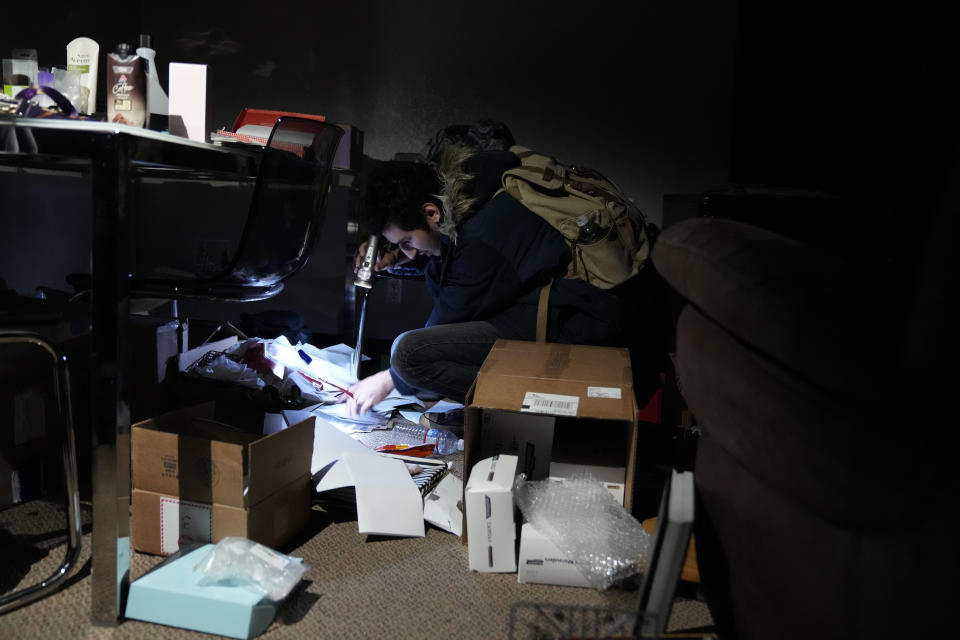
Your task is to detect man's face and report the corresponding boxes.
[381,203,444,261]
[381,224,443,261]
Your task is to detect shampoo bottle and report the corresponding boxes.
[66,36,99,114]
[135,34,168,117]
[106,43,149,128]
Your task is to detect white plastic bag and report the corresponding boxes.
[193,537,308,601]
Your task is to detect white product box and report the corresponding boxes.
[517,522,591,588]
[465,454,519,573]
[548,461,626,506]
[168,62,207,142]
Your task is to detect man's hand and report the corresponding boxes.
[353,240,409,273]
[342,369,396,417]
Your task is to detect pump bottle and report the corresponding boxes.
[136,34,169,118]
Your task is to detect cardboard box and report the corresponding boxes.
[479,410,554,480]
[465,454,519,573]
[464,340,639,516]
[125,543,278,639]
[517,522,591,588]
[131,402,314,555]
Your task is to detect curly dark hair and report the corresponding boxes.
[363,160,442,234]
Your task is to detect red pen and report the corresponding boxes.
[297,369,354,399]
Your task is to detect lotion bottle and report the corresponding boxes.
[135,34,168,117]
[66,36,99,114]
[106,43,149,128]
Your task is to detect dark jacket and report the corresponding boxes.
[423,147,622,345]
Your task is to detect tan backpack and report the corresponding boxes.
[498,145,654,340]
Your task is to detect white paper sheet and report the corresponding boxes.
[293,413,377,491]
[313,402,388,426]
[289,413,427,537]
[425,399,465,414]
[298,342,366,387]
[423,473,463,536]
[399,410,425,424]
[343,452,425,538]
[373,391,425,412]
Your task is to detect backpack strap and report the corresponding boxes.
[536,280,553,343]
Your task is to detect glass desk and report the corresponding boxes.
[0,116,260,624]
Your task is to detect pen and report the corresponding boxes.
[295,361,355,399]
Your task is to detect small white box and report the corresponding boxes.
[548,462,626,506]
[465,454,518,573]
[517,522,591,588]
[168,62,207,142]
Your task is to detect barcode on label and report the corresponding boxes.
[521,392,579,417]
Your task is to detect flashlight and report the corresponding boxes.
[354,234,380,289]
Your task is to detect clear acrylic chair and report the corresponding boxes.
[130,116,345,302]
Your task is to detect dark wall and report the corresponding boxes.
[4,2,741,339]
[729,2,958,223]
[4,1,740,225]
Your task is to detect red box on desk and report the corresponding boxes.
[231,108,325,130]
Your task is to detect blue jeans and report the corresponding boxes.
[390,321,501,402]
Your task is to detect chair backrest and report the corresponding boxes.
[224,116,343,288]
[131,116,343,300]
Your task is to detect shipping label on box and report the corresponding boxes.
[132,476,310,556]
[160,496,213,554]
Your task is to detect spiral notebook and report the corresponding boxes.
[313,454,449,510]
[407,458,450,497]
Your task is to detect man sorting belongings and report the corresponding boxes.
[342,143,638,420]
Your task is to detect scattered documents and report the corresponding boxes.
[288,413,426,537]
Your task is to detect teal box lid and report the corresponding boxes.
[125,544,278,639]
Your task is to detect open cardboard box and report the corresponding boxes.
[131,402,314,555]
[462,340,638,544]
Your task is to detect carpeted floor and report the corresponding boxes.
[1,490,713,639]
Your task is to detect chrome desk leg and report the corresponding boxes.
[0,332,83,614]
[89,135,132,625]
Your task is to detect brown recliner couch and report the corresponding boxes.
[650,174,957,638]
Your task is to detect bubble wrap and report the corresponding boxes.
[515,472,652,590]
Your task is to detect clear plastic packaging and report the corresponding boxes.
[193,537,308,601]
[514,471,652,590]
